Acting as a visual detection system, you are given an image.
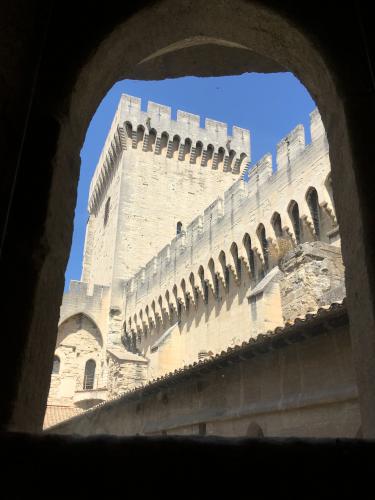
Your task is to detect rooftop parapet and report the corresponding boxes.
[248,154,273,185]
[276,124,305,171]
[63,281,110,301]
[60,281,110,328]
[88,94,251,212]
[118,93,251,156]
[124,109,329,301]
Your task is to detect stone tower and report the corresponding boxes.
[81,94,251,307]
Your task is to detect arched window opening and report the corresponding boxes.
[217,147,225,170]
[239,152,247,167]
[257,224,269,272]
[170,134,180,159]
[219,251,229,288]
[195,141,203,164]
[125,121,132,142]
[147,128,157,152]
[226,149,236,171]
[243,233,255,278]
[306,187,320,238]
[160,132,169,155]
[271,212,283,238]
[104,197,111,227]
[198,266,208,304]
[52,355,60,375]
[189,273,198,304]
[136,125,145,149]
[206,144,214,167]
[183,138,192,161]
[83,359,96,390]
[230,242,241,281]
[177,221,182,235]
[289,200,301,244]
[208,259,219,298]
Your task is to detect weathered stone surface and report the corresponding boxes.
[44,95,345,435]
[279,242,346,322]
[48,307,360,438]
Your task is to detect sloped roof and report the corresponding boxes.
[107,347,148,363]
[247,266,281,297]
[46,299,347,430]
[150,321,179,351]
[43,405,83,429]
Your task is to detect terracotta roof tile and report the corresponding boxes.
[46,299,347,430]
[43,405,83,429]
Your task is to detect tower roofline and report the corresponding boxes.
[88,94,251,213]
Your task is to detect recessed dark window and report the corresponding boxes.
[83,359,96,390]
[306,187,320,238]
[104,197,111,227]
[52,355,60,375]
[198,422,207,436]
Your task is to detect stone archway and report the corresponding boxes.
[47,313,104,407]
[6,0,375,437]
[246,422,264,438]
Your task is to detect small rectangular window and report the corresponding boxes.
[198,422,206,436]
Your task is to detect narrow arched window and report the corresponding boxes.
[125,122,132,141]
[168,134,180,159]
[136,125,145,149]
[257,224,269,271]
[217,147,225,169]
[195,141,203,163]
[147,128,157,152]
[206,144,214,167]
[83,359,96,390]
[289,200,301,244]
[104,197,110,227]
[271,212,283,238]
[177,221,182,235]
[52,355,60,375]
[160,132,169,155]
[227,150,236,170]
[306,187,320,238]
[183,138,192,161]
[243,233,255,277]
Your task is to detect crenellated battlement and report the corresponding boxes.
[88,94,251,213]
[123,108,335,333]
[59,281,111,334]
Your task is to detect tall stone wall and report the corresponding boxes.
[82,157,124,288]
[82,94,251,304]
[48,312,359,438]
[124,109,339,365]
[142,267,283,379]
[50,102,343,419]
[48,314,106,407]
[279,241,346,322]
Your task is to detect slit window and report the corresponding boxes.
[104,197,111,227]
[52,355,60,375]
[306,188,320,238]
[83,359,96,390]
[289,201,301,244]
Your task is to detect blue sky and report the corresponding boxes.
[64,73,315,289]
